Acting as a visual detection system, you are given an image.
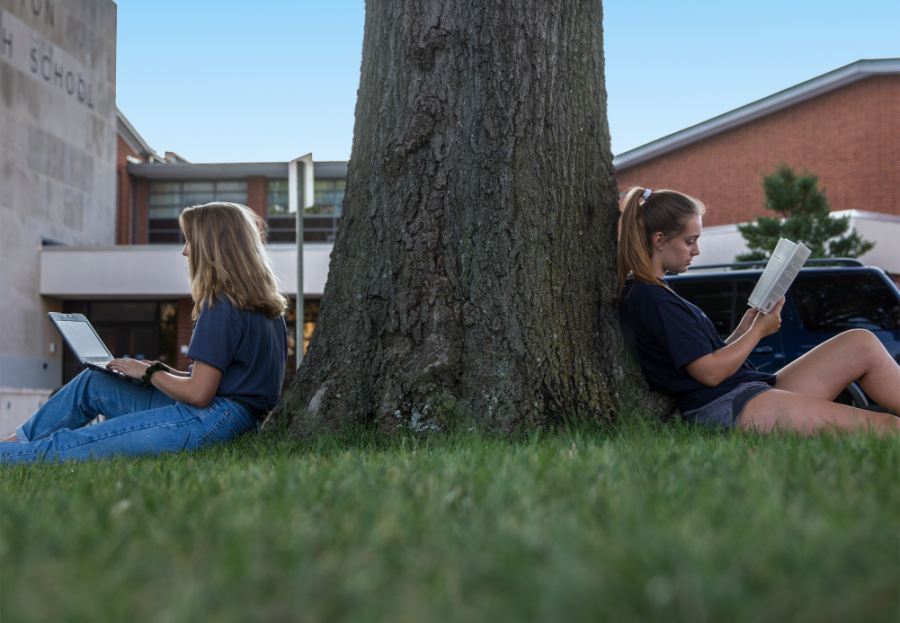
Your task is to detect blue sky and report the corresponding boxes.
[116,0,900,164]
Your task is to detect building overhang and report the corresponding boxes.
[613,58,900,171]
[39,244,334,299]
[126,161,348,181]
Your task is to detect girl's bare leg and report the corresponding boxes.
[774,329,900,414]
[737,329,900,435]
[737,389,900,436]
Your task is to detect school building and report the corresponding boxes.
[1,0,898,436]
[0,0,349,434]
[49,143,348,385]
[614,58,900,276]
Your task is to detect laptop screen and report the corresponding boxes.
[58,321,113,360]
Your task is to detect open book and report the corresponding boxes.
[747,238,811,314]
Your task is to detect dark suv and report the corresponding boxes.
[665,261,900,411]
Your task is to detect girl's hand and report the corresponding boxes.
[751,298,785,337]
[735,307,760,338]
[106,359,151,381]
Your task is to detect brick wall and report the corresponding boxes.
[136,178,149,244]
[616,75,900,227]
[246,176,268,225]
[176,297,194,371]
[115,136,141,244]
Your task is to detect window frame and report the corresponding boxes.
[147,180,248,244]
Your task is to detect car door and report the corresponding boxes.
[783,271,900,364]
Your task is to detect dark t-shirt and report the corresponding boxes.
[618,279,775,412]
[186,295,287,416]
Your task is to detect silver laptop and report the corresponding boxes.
[48,312,140,384]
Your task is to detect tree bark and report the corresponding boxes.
[278,0,668,436]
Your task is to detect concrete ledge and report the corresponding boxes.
[0,387,53,439]
[39,243,334,298]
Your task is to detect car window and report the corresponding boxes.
[666,279,735,339]
[791,273,900,333]
[734,279,759,315]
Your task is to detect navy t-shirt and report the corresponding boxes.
[618,279,775,412]
[186,294,287,416]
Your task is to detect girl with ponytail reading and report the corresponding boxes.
[617,187,899,435]
[2,202,288,462]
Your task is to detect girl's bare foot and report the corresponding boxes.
[2,434,19,442]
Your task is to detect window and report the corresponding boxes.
[310,180,345,216]
[734,279,759,320]
[281,298,320,389]
[267,179,294,242]
[148,180,247,243]
[267,179,290,216]
[267,178,344,243]
[791,273,900,333]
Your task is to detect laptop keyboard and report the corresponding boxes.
[86,362,141,384]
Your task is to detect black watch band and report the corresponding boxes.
[141,362,169,388]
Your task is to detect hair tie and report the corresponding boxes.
[642,189,652,200]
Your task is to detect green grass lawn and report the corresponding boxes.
[1,419,897,623]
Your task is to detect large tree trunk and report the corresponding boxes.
[279,0,665,436]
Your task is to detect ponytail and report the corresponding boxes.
[616,187,706,300]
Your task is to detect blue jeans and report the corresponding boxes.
[1,370,257,464]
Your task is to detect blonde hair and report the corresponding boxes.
[617,188,705,299]
[179,202,288,321]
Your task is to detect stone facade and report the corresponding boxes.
[0,0,117,390]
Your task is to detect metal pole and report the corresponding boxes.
[291,154,314,370]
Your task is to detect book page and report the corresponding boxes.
[747,238,811,313]
[760,242,810,312]
[747,238,795,309]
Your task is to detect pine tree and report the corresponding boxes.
[736,162,874,261]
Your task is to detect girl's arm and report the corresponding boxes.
[143,360,190,377]
[685,299,785,387]
[107,359,222,407]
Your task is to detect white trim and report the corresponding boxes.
[697,222,741,234]
[831,209,900,223]
[116,107,157,161]
[691,211,900,273]
[614,59,900,170]
[699,210,900,234]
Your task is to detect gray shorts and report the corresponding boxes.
[682,381,775,429]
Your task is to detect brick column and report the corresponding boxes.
[176,297,194,371]
[137,178,149,244]
[246,176,268,226]
[116,136,141,245]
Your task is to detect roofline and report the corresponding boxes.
[613,58,900,170]
[116,107,157,161]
